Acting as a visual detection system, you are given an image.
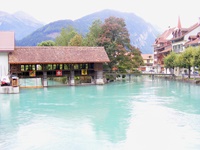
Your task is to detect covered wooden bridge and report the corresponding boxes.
[9,46,110,87]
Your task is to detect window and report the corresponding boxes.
[59,64,63,70]
[36,64,42,70]
[21,65,24,71]
[74,64,79,70]
[88,63,94,69]
[81,64,88,69]
[173,45,176,51]
[52,64,57,70]
[180,44,183,51]
[47,64,53,70]
[32,65,36,71]
[64,64,69,70]
[22,64,36,71]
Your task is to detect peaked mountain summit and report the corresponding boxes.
[0,11,44,40]
[16,9,160,54]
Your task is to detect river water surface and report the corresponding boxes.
[0,77,200,150]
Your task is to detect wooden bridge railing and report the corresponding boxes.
[103,70,175,80]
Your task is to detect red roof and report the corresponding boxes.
[9,46,110,64]
[154,27,175,45]
[188,35,197,40]
[185,38,200,47]
[171,23,200,41]
[0,31,15,52]
[141,54,153,60]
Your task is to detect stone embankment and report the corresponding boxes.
[159,75,200,85]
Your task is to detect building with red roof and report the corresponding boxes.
[139,54,154,72]
[153,17,200,74]
[171,18,200,53]
[153,27,174,73]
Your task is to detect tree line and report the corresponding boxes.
[37,16,144,73]
[164,46,200,78]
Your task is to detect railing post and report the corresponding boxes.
[152,74,154,80]
[43,71,48,87]
[70,70,75,86]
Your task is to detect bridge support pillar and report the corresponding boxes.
[70,71,75,86]
[96,71,104,85]
[43,72,48,87]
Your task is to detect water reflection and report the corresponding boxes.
[0,94,20,120]
[50,85,132,143]
[1,85,133,146]
[155,80,200,114]
[0,77,200,150]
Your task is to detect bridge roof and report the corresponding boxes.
[9,46,110,64]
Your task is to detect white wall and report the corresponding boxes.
[0,52,9,77]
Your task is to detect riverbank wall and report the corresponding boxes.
[157,76,200,85]
[0,86,19,94]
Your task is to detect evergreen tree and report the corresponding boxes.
[83,19,102,46]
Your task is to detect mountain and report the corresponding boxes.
[16,9,161,54]
[0,11,44,40]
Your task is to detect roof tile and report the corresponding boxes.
[9,46,110,64]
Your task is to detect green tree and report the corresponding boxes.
[69,34,83,46]
[118,47,144,72]
[98,16,143,71]
[192,46,200,69]
[164,51,177,73]
[177,47,194,78]
[55,26,78,46]
[37,40,56,46]
[130,47,144,68]
[83,19,102,46]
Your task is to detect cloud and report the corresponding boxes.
[0,0,199,30]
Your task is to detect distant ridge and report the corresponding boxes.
[16,9,160,54]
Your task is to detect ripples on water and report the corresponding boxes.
[0,77,200,150]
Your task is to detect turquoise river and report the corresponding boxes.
[0,77,200,150]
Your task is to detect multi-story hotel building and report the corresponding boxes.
[153,27,174,73]
[153,17,200,74]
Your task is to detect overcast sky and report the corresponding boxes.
[0,0,199,31]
